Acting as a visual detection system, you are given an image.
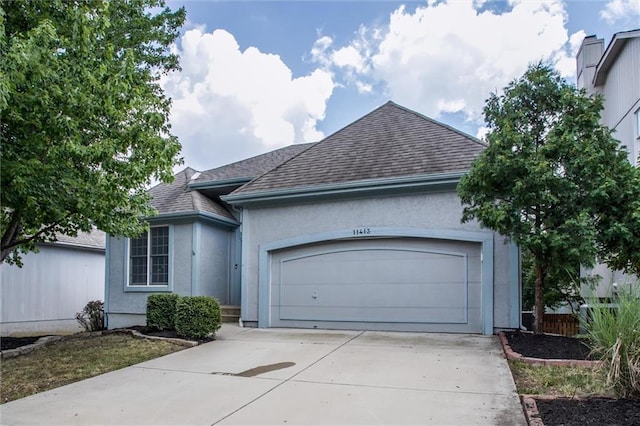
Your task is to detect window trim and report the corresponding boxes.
[124,225,173,292]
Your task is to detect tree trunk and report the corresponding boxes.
[534,262,545,335]
[0,213,22,264]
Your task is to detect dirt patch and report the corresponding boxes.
[535,397,640,425]
[505,330,592,360]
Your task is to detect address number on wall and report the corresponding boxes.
[352,228,372,236]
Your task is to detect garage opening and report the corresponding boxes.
[267,238,482,333]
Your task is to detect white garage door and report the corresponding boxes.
[268,238,482,333]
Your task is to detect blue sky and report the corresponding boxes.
[161,0,640,171]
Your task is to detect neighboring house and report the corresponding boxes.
[106,101,521,335]
[1,230,105,336]
[577,29,640,296]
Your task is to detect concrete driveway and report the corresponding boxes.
[1,326,526,425]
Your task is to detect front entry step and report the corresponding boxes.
[221,305,240,323]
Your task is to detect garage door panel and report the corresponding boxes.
[467,282,482,309]
[269,238,483,333]
[466,255,482,277]
[279,281,467,309]
[279,306,468,323]
[282,250,464,285]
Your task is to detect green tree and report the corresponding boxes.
[0,0,186,264]
[521,248,583,312]
[457,63,640,334]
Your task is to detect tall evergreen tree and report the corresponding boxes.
[458,63,640,333]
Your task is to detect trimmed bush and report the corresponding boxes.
[75,300,105,331]
[582,284,640,398]
[146,294,180,330]
[175,296,221,340]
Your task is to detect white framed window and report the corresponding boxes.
[129,226,170,286]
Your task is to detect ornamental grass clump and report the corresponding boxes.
[582,284,640,398]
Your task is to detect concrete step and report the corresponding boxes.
[220,305,240,323]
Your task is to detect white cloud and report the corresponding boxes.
[162,28,334,171]
[332,45,367,72]
[311,0,583,125]
[600,0,640,24]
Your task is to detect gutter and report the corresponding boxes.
[147,210,240,228]
[223,171,465,206]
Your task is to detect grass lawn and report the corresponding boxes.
[1,333,186,404]
[509,360,613,397]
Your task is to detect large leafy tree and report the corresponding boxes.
[0,0,186,264]
[458,63,640,334]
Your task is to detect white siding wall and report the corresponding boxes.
[1,245,105,336]
[600,38,640,165]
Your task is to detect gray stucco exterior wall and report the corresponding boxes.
[196,222,234,302]
[239,190,518,332]
[106,219,237,329]
[106,223,194,328]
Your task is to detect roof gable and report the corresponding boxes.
[594,29,640,86]
[148,167,235,220]
[231,101,485,196]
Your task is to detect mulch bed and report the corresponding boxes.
[1,336,49,351]
[504,330,592,360]
[504,331,640,425]
[535,398,640,426]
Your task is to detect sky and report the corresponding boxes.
[161,0,640,172]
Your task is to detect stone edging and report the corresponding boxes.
[521,394,610,426]
[1,335,66,359]
[112,329,198,348]
[521,396,544,426]
[498,331,601,367]
[1,329,197,359]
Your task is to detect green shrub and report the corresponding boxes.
[582,284,640,398]
[175,296,221,340]
[146,294,180,330]
[75,300,105,332]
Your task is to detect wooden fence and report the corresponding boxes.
[542,314,580,336]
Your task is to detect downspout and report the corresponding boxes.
[104,236,111,329]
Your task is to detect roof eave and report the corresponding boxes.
[147,210,239,228]
[38,241,106,252]
[223,171,466,206]
[593,29,640,86]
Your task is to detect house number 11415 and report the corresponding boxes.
[352,228,371,236]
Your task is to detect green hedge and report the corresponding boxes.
[175,296,221,340]
[146,294,180,330]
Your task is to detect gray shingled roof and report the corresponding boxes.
[194,143,315,184]
[54,229,106,249]
[232,101,485,195]
[148,167,235,219]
